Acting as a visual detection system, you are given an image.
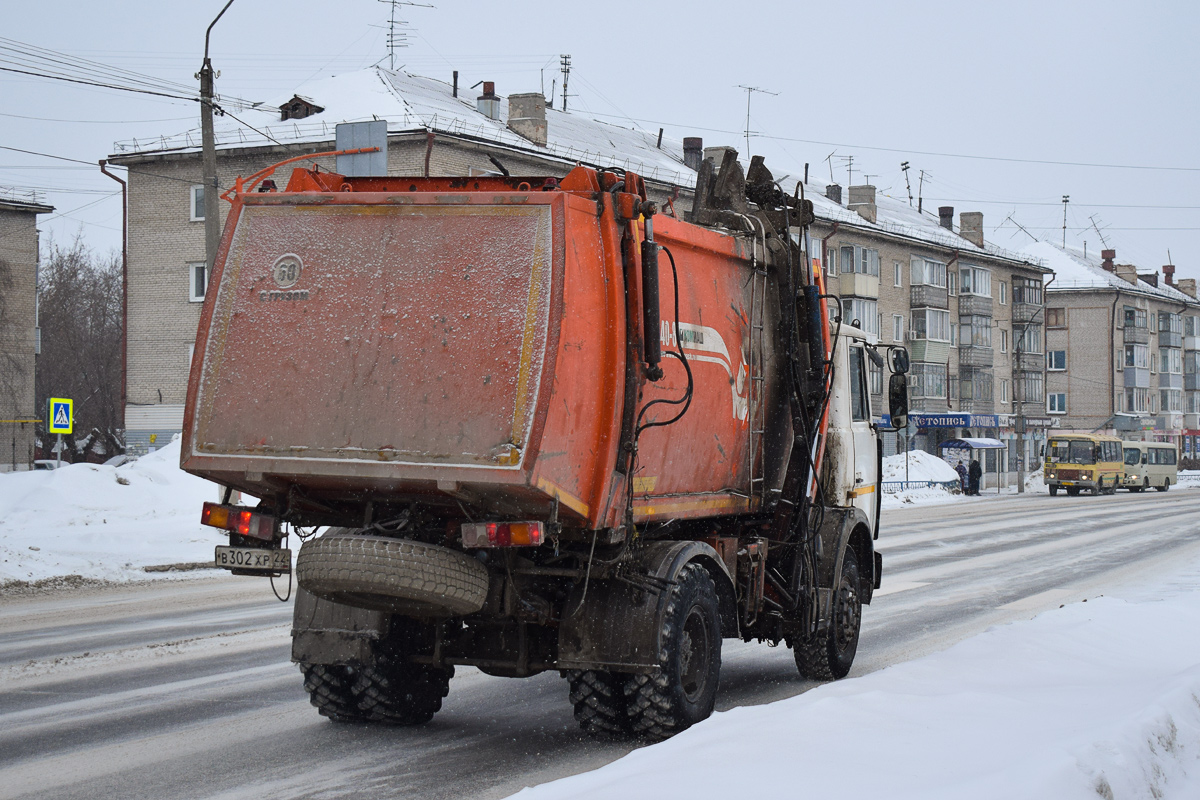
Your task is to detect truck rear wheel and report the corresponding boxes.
[794,547,861,681]
[354,656,454,725]
[624,563,721,741]
[567,670,631,738]
[296,532,490,616]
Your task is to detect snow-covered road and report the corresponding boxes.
[1,489,1197,799]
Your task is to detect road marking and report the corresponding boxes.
[874,580,929,597]
[1000,588,1074,612]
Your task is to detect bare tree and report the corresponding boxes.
[35,235,123,457]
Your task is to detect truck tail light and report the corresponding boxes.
[461,521,545,548]
[201,502,275,541]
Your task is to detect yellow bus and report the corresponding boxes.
[1119,441,1179,493]
[1044,434,1124,496]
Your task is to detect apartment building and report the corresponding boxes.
[108,67,695,454]
[0,194,53,470]
[1023,242,1200,454]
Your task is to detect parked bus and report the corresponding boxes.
[1119,441,1178,492]
[1044,434,1124,496]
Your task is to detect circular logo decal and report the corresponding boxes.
[272,254,302,288]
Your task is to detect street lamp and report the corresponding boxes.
[198,0,236,276]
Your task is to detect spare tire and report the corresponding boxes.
[297,533,490,616]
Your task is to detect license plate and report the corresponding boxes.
[214,546,291,572]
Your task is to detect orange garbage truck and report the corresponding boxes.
[183,148,910,739]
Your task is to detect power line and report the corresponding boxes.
[0,111,195,125]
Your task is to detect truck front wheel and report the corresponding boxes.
[624,563,721,741]
[794,546,861,681]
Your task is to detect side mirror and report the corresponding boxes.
[890,347,910,375]
[888,373,909,429]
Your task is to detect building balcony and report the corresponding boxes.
[838,272,879,299]
[1157,413,1184,432]
[1015,352,1043,372]
[957,399,995,415]
[908,339,951,364]
[1160,331,1183,348]
[1160,372,1183,390]
[1185,413,1200,430]
[1012,301,1041,326]
[1124,367,1150,388]
[959,345,994,368]
[1185,373,1200,391]
[958,294,993,317]
[910,285,948,309]
[1184,335,1200,351]
[1123,326,1149,345]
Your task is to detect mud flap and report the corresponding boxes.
[556,540,737,673]
[291,586,390,665]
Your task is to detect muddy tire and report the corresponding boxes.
[297,533,489,615]
[568,670,632,738]
[354,657,454,725]
[794,546,862,681]
[301,663,369,722]
[624,563,721,741]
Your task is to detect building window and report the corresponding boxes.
[959,266,992,297]
[1045,307,1065,327]
[998,280,1007,305]
[1185,315,1200,337]
[1124,387,1148,413]
[1000,379,1009,404]
[1047,350,1066,371]
[960,370,993,401]
[869,359,883,396]
[1021,371,1045,403]
[190,185,205,221]
[910,256,947,288]
[1161,389,1183,412]
[999,328,1008,354]
[841,298,879,336]
[1019,325,1042,355]
[1124,344,1149,368]
[893,261,902,287]
[960,315,992,348]
[893,314,905,343]
[188,261,207,302]
[1160,312,1183,334]
[1161,348,1183,374]
[827,246,838,276]
[910,363,947,399]
[948,271,957,296]
[910,309,952,342]
[1048,392,1067,413]
[857,247,881,276]
[1123,306,1147,329]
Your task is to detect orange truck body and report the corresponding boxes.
[182,166,785,528]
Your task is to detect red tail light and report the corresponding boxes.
[461,521,545,548]
[201,502,275,540]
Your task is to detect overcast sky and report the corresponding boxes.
[3,0,1197,279]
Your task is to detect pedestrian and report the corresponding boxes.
[955,461,968,494]
[968,458,982,496]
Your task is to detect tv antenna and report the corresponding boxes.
[377,0,433,71]
[1003,213,1039,243]
[917,169,926,213]
[1062,195,1070,248]
[835,154,855,187]
[1089,214,1110,248]
[901,161,913,206]
[736,85,778,158]
[560,54,572,112]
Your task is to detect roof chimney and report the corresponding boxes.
[848,185,877,224]
[477,81,500,120]
[938,206,954,230]
[960,211,984,248]
[1101,249,1116,272]
[825,183,842,205]
[1115,264,1139,285]
[1164,263,1176,286]
[1177,278,1197,299]
[507,92,547,146]
[683,137,704,171]
[1141,272,1158,288]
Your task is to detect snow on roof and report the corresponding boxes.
[1020,240,1197,304]
[941,437,1006,449]
[111,67,695,188]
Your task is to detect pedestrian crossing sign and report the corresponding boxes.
[48,398,73,435]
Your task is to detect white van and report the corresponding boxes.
[1120,442,1178,492]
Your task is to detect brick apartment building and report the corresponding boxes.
[0,193,53,470]
[1022,241,1200,455]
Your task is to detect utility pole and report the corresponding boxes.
[737,85,777,158]
[917,169,926,214]
[901,161,913,206]
[1062,195,1070,248]
[1013,273,1056,493]
[560,54,571,112]
[199,0,235,282]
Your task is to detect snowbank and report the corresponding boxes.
[510,562,1200,800]
[0,439,226,585]
[882,450,961,483]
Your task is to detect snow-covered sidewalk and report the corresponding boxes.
[0,439,224,586]
[511,559,1200,800]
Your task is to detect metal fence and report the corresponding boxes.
[882,479,962,494]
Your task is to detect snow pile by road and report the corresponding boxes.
[512,563,1200,800]
[0,439,225,585]
[881,450,963,507]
